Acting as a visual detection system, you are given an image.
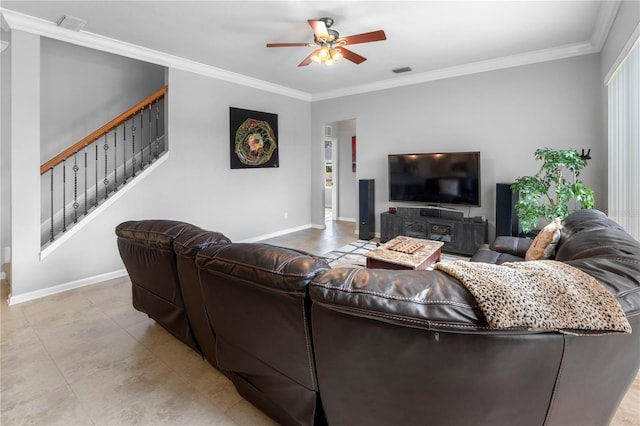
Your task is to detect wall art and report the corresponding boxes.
[229,107,279,169]
[352,136,357,172]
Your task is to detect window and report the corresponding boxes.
[325,161,333,187]
[607,37,639,239]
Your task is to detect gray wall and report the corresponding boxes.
[40,38,166,162]
[5,1,638,298]
[1,29,11,268]
[151,68,312,239]
[5,34,311,299]
[1,37,165,268]
[311,54,605,240]
[38,39,167,226]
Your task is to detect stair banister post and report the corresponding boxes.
[73,151,79,224]
[84,144,88,215]
[49,167,54,242]
[62,158,67,232]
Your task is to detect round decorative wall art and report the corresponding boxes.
[235,118,277,166]
[229,107,279,169]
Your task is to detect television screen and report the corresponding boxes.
[388,152,481,206]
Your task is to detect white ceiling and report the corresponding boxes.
[1,1,620,100]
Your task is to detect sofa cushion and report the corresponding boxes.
[195,243,330,426]
[173,229,231,366]
[525,218,563,261]
[555,209,639,261]
[560,208,625,239]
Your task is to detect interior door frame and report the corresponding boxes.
[324,136,339,221]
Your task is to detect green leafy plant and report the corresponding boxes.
[511,148,595,234]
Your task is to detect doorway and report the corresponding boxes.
[322,120,357,226]
[324,136,338,222]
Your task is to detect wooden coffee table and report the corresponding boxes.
[365,236,444,270]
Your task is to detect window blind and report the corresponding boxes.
[608,39,639,240]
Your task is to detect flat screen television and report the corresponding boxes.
[388,151,481,207]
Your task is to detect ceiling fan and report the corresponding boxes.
[266,17,387,67]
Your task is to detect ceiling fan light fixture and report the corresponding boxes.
[311,45,343,66]
[318,46,330,60]
[267,17,386,68]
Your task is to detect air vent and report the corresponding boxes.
[392,67,412,74]
[57,15,87,31]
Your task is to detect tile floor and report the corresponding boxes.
[0,220,357,425]
[1,219,638,425]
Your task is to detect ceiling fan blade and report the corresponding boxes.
[340,30,387,46]
[298,53,314,67]
[308,19,329,40]
[266,42,311,48]
[340,47,367,64]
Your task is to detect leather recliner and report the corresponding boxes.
[195,243,330,426]
[116,210,640,426]
[115,220,230,352]
[308,209,640,426]
[173,227,232,364]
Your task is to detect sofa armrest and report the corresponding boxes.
[490,236,532,257]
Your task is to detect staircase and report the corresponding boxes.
[40,86,168,247]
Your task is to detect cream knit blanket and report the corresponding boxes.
[435,260,631,335]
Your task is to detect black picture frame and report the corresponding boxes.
[229,107,279,169]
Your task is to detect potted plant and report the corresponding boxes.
[511,148,595,234]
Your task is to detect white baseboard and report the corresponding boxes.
[239,224,315,243]
[8,269,128,305]
[337,217,356,222]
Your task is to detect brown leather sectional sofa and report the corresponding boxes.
[116,209,640,426]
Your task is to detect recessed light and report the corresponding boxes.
[392,67,413,74]
[57,15,87,31]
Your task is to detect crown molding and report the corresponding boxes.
[604,22,640,85]
[1,3,620,103]
[311,41,597,101]
[312,2,620,101]
[312,2,622,102]
[591,0,622,51]
[0,8,312,102]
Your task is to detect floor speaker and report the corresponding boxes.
[496,183,519,237]
[359,179,375,240]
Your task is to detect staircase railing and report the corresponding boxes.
[40,85,168,246]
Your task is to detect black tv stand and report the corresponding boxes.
[381,207,487,256]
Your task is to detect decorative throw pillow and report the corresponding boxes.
[525,217,563,261]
